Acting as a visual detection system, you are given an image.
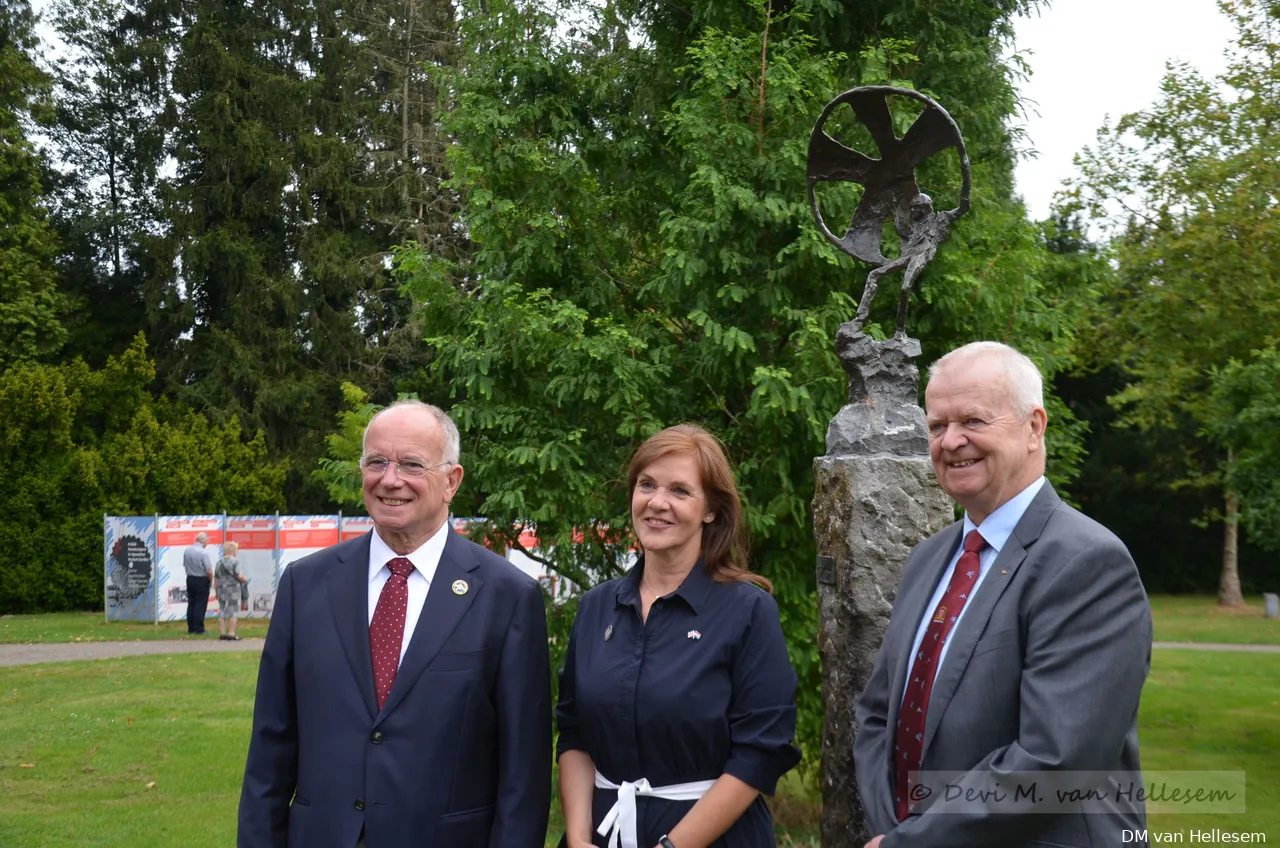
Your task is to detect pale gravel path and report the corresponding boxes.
[1151,641,1280,653]
[0,637,1277,668]
[0,638,264,667]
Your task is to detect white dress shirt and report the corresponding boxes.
[902,476,1046,701]
[367,523,449,663]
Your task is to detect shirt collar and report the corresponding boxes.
[964,476,1047,554]
[615,554,714,615]
[368,522,449,586]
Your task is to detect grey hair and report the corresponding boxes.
[195,532,209,544]
[362,400,461,465]
[928,341,1044,418]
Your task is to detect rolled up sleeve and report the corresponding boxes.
[723,591,802,795]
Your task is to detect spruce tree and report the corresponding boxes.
[45,0,166,366]
[0,0,67,368]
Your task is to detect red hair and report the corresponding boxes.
[627,424,772,593]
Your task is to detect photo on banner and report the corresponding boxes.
[225,515,279,618]
[156,515,224,621]
[104,516,157,621]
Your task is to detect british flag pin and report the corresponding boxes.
[687,630,702,641]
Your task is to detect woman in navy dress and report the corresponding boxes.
[557,424,801,848]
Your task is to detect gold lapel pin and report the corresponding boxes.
[452,579,469,595]
[1001,570,1007,575]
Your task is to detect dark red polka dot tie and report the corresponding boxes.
[370,557,414,710]
[893,529,987,821]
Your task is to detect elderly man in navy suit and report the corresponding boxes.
[854,342,1152,848]
[239,401,552,848]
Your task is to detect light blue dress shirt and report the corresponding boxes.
[901,476,1047,700]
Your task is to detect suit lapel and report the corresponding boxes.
[920,483,1062,755]
[888,521,963,724]
[376,527,483,722]
[326,534,378,720]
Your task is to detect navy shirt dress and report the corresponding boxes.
[556,557,802,847]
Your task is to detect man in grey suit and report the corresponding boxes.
[854,341,1152,848]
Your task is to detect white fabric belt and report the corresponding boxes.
[594,769,715,848]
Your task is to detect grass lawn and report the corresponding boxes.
[1139,648,1280,836]
[4,650,1275,847]
[1149,595,1280,645]
[0,611,271,644]
[0,653,258,847]
[0,650,821,846]
[9,594,1277,647]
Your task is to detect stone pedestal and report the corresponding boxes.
[813,327,954,847]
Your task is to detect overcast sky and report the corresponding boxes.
[1010,0,1235,220]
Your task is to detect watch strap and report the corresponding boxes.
[659,837,677,848]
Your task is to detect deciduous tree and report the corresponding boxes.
[1068,0,1280,606]
[398,0,1088,763]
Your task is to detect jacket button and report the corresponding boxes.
[371,731,383,744]
[354,800,365,811]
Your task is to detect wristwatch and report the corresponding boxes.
[659,837,677,848]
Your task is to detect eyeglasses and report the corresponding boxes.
[358,456,453,479]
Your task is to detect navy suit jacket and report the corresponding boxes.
[238,526,552,848]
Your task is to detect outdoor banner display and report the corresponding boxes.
[277,515,341,573]
[224,515,279,618]
[104,516,157,621]
[105,514,633,617]
[339,515,375,541]
[156,515,225,622]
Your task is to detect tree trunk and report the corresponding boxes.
[1218,457,1244,607]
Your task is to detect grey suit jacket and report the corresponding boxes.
[854,482,1152,848]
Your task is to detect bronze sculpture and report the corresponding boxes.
[807,85,971,848]
[807,86,971,338]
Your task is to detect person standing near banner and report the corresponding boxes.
[183,532,214,635]
[215,541,248,641]
[239,400,552,848]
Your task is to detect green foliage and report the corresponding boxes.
[1209,344,1280,552]
[398,0,1089,773]
[1066,0,1280,570]
[42,0,166,368]
[0,0,68,367]
[153,0,338,507]
[313,382,380,508]
[38,0,454,509]
[0,336,286,613]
